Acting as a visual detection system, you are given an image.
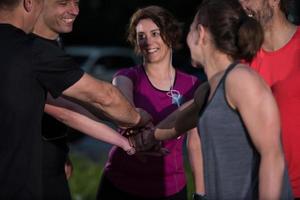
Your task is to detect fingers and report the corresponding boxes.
[128,136,135,148]
[126,147,136,155]
[126,126,156,151]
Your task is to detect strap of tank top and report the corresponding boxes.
[220,61,240,83]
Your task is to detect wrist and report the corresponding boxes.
[135,108,152,127]
[192,192,206,200]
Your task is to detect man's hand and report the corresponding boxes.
[127,123,156,151]
[127,124,169,155]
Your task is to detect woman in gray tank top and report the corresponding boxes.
[129,0,294,199]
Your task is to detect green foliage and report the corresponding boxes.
[69,153,195,200]
[69,153,103,200]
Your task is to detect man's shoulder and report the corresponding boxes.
[31,35,59,50]
[30,35,69,61]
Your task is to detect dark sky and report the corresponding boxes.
[62,0,205,76]
[62,0,299,78]
[63,0,299,47]
[62,0,201,46]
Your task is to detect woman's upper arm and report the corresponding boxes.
[225,66,282,154]
[112,75,134,105]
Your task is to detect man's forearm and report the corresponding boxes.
[63,74,142,128]
[90,84,141,128]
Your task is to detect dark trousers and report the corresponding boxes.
[42,139,71,200]
[97,175,187,200]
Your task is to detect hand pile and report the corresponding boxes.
[124,123,169,157]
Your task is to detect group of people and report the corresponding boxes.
[0,0,299,200]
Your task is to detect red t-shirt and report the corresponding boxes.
[250,27,300,197]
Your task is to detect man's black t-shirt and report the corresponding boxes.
[33,34,73,200]
[0,24,84,199]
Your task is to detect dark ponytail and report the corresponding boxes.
[195,0,263,62]
[238,16,264,62]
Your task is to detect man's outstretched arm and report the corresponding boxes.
[62,73,151,128]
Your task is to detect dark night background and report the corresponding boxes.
[63,0,201,46]
[62,0,300,76]
[63,0,300,46]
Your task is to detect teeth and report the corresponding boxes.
[147,48,158,53]
[63,19,74,23]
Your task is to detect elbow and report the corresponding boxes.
[260,148,285,171]
[90,83,116,108]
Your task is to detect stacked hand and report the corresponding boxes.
[125,122,169,156]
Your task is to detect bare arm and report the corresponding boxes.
[112,75,134,105]
[45,96,134,154]
[62,73,150,128]
[112,75,153,129]
[186,128,205,194]
[226,65,285,200]
[154,82,210,140]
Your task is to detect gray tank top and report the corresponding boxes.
[198,63,293,199]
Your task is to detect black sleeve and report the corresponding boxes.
[32,38,84,98]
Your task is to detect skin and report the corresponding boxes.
[32,0,137,154]
[0,0,44,33]
[115,17,204,193]
[239,0,297,51]
[34,0,79,39]
[32,0,137,180]
[238,1,299,197]
[152,15,286,199]
[2,0,151,128]
[136,18,175,90]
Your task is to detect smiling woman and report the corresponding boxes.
[96,5,202,200]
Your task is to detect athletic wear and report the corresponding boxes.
[250,27,300,197]
[101,65,200,198]
[0,24,83,199]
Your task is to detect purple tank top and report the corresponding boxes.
[104,65,200,198]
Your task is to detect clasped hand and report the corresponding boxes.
[125,123,169,156]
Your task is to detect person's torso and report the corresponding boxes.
[0,24,83,199]
[250,26,300,197]
[199,63,260,199]
[105,65,200,197]
[0,24,46,200]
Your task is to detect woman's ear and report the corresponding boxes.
[197,24,206,45]
[23,0,33,12]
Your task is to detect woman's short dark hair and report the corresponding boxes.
[194,0,263,62]
[127,5,182,54]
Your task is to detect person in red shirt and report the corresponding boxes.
[239,0,300,197]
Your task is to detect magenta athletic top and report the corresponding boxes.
[103,65,200,198]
